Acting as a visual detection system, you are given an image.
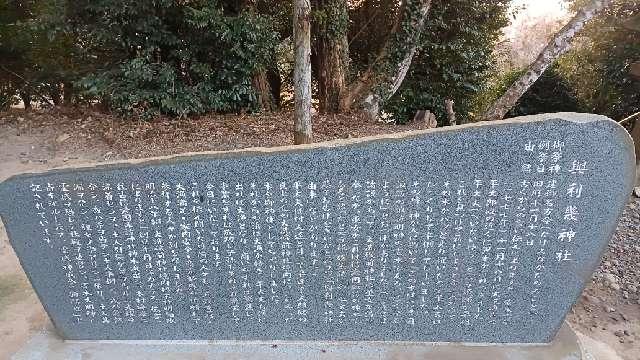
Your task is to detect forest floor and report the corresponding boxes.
[0,107,638,359]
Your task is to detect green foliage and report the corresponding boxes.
[0,0,39,105]
[375,0,431,103]
[311,0,349,40]
[470,68,522,120]
[473,65,584,119]
[348,0,400,78]
[0,85,17,110]
[557,0,639,119]
[0,0,77,106]
[5,0,632,125]
[383,0,511,124]
[506,66,584,117]
[70,0,278,118]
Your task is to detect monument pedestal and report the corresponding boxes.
[13,322,582,360]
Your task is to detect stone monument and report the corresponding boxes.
[0,113,635,348]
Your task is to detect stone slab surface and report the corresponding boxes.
[12,322,582,360]
[0,113,635,343]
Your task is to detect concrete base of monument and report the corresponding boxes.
[13,323,585,360]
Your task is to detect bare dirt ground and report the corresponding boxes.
[0,108,638,359]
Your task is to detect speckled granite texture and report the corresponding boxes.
[12,322,583,360]
[0,113,635,343]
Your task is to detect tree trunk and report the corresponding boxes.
[231,1,277,112]
[312,0,348,114]
[293,0,313,144]
[63,82,74,104]
[630,118,640,193]
[50,84,62,106]
[266,66,282,107]
[252,71,276,111]
[631,119,640,166]
[481,0,611,121]
[20,92,31,110]
[340,0,432,120]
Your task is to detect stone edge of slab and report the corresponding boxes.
[0,112,632,186]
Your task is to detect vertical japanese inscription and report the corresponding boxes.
[19,128,612,341]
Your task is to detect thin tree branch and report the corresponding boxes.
[348,9,381,48]
[0,65,55,106]
[619,112,640,125]
[0,64,27,82]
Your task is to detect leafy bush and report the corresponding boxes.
[0,0,79,108]
[71,1,278,118]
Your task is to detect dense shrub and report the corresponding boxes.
[70,1,278,118]
[0,0,78,108]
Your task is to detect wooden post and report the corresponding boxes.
[444,99,456,126]
[293,0,313,144]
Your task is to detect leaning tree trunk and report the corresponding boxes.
[293,0,313,144]
[312,0,348,114]
[340,0,432,120]
[481,0,611,121]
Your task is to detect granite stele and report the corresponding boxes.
[0,113,635,344]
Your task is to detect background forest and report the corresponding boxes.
[0,0,638,124]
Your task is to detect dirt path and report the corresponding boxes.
[0,109,638,359]
[0,116,112,359]
[568,196,640,360]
